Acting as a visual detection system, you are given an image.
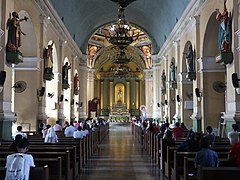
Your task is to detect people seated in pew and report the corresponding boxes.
[172,122,184,139]
[64,121,76,137]
[74,120,81,129]
[228,124,239,145]
[228,139,240,166]
[44,124,58,143]
[177,130,201,152]
[73,126,84,139]
[92,120,98,131]
[5,138,35,180]
[36,123,44,136]
[194,137,219,167]
[83,120,91,133]
[162,127,175,147]
[8,134,23,152]
[180,122,188,130]
[203,126,215,147]
[82,126,89,137]
[12,125,27,140]
[158,122,167,138]
[53,120,62,131]
[146,120,155,133]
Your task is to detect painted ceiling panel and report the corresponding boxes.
[50,0,190,54]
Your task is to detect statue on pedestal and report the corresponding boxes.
[6,12,28,64]
[43,41,54,81]
[62,62,71,89]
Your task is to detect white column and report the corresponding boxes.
[79,65,88,119]
[38,15,48,123]
[152,65,161,119]
[144,69,153,118]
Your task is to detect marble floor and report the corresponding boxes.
[78,122,166,180]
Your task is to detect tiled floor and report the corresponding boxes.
[79,122,166,180]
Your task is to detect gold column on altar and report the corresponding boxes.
[127,81,130,109]
[110,81,113,109]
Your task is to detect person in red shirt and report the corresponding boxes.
[173,122,184,139]
[229,141,240,166]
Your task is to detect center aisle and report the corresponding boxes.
[78,122,166,180]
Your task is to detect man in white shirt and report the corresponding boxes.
[5,138,35,180]
[12,125,27,140]
[64,121,76,137]
[53,120,62,131]
[228,124,240,145]
[73,126,84,139]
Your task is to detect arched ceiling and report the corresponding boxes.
[49,0,190,54]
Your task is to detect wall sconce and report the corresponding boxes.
[232,73,240,94]
[176,95,181,102]
[195,88,202,101]
[232,73,239,87]
[165,99,168,106]
[0,71,6,93]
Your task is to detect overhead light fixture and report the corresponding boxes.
[107,0,138,52]
[107,0,138,65]
[112,49,131,64]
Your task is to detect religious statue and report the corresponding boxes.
[6,12,28,52]
[140,106,147,121]
[185,44,194,73]
[74,73,79,92]
[88,45,98,68]
[43,41,54,80]
[161,70,166,93]
[62,62,71,89]
[216,0,232,52]
[142,45,152,68]
[169,62,176,82]
[117,89,122,101]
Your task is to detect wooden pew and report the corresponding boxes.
[0,157,63,180]
[197,165,240,180]
[164,145,231,180]
[0,145,78,179]
[172,151,229,180]
[181,157,238,180]
[0,165,49,180]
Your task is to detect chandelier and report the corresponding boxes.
[112,49,131,64]
[108,0,138,51]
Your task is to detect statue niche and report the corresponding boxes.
[115,83,124,105]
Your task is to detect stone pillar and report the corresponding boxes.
[87,69,95,101]
[0,0,17,140]
[37,15,48,125]
[190,15,202,132]
[162,55,169,122]
[144,69,153,118]
[173,40,181,122]
[222,26,240,135]
[152,66,161,119]
[70,55,77,121]
[78,65,88,120]
[57,39,65,124]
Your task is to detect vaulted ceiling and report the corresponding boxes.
[49,0,190,54]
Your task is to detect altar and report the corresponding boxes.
[109,103,131,122]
